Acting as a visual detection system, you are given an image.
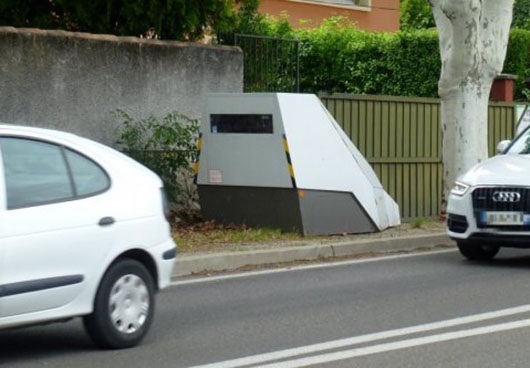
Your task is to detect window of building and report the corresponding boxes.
[300,0,371,8]
[353,0,370,6]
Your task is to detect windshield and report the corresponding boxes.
[506,126,530,154]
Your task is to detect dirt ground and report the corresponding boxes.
[173,219,446,254]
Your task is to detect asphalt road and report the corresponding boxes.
[5,248,530,367]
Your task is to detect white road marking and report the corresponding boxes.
[170,249,456,287]
[259,318,530,368]
[187,303,530,368]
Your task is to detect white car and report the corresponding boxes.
[448,126,530,260]
[0,124,176,348]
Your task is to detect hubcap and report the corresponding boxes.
[109,274,150,334]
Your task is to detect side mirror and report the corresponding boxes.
[496,140,511,155]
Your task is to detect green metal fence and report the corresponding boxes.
[319,93,516,220]
[234,33,300,93]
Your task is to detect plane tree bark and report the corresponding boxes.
[427,0,514,207]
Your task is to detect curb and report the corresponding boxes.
[173,233,454,278]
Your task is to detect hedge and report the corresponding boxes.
[504,28,530,98]
[272,19,530,99]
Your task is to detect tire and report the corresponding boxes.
[84,259,155,349]
[457,241,500,261]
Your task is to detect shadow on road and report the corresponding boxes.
[0,310,174,366]
[466,255,530,268]
[0,322,95,364]
[427,247,530,270]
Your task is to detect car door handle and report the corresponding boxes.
[98,217,115,227]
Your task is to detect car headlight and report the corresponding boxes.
[451,181,470,196]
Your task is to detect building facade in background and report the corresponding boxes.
[259,0,400,32]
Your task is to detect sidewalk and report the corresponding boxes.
[172,231,454,278]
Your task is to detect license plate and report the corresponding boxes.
[479,211,527,226]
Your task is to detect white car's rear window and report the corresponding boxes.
[0,137,110,209]
[0,137,74,208]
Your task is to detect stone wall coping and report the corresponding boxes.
[0,26,242,53]
[495,73,518,81]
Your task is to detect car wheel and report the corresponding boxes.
[83,259,155,349]
[457,241,500,261]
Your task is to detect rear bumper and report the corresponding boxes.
[149,238,177,289]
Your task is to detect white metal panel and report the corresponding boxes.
[278,93,381,224]
[384,192,401,227]
[325,107,383,189]
[328,108,399,227]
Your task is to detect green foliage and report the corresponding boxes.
[223,13,442,97]
[0,0,60,29]
[219,0,294,43]
[400,0,529,32]
[400,0,435,30]
[114,110,199,205]
[297,19,440,97]
[223,6,530,99]
[0,0,235,41]
[512,0,530,30]
[503,28,530,99]
[235,0,268,35]
[410,217,426,229]
[264,13,295,39]
[294,19,530,99]
[218,1,297,92]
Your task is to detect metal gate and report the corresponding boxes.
[234,33,300,93]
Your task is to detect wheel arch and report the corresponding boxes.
[84,252,158,348]
[111,249,159,291]
[87,248,160,315]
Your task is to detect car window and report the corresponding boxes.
[0,138,74,209]
[65,149,110,196]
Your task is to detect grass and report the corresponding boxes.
[408,217,443,229]
[173,222,303,253]
[410,217,426,229]
[173,218,446,254]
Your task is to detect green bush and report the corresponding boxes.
[400,0,435,31]
[218,0,294,44]
[294,19,438,96]
[114,110,199,206]
[0,0,235,41]
[297,20,440,97]
[242,15,530,100]
[504,28,530,99]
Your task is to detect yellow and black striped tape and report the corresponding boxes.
[282,133,297,188]
[193,133,203,184]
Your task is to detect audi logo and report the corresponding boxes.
[492,191,521,203]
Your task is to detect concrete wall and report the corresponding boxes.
[0,27,243,146]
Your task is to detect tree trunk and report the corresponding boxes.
[428,0,514,210]
[441,86,490,206]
